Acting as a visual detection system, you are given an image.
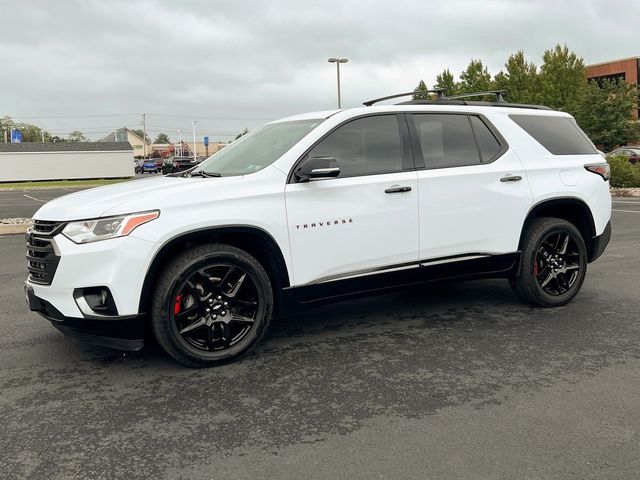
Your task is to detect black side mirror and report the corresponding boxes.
[294,156,340,182]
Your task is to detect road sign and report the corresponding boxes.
[11,129,22,144]
[203,136,209,147]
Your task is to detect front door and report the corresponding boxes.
[285,114,419,287]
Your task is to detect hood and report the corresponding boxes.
[33,176,245,221]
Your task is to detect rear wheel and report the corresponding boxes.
[510,217,587,307]
[151,244,273,367]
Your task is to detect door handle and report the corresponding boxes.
[500,175,522,183]
[385,185,412,194]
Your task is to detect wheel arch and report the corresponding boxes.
[138,226,290,315]
[519,197,596,254]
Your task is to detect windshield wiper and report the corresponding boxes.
[188,171,222,178]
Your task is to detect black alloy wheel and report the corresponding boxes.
[510,217,588,307]
[151,244,273,367]
[172,264,260,352]
[532,231,582,296]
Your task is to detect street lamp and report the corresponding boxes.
[328,57,348,108]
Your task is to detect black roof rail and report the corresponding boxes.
[395,99,552,110]
[446,90,508,102]
[363,89,447,106]
[363,89,551,110]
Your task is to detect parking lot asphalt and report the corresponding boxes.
[0,201,639,479]
[0,174,154,219]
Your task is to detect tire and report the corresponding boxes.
[150,243,273,367]
[510,217,588,307]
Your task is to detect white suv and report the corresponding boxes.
[25,91,612,366]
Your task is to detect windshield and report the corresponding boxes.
[194,119,323,177]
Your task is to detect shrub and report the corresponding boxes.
[607,154,640,188]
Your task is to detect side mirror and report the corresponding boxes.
[294,156,340,182]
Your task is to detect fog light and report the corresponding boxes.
[73,287,119,318]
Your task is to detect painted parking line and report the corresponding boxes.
[612,200,640,204]
[612,209,640,213]
[22,194,47,203]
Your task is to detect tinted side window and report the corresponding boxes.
[307,115,404,178]
[412,114,480,168]
[509,115,596,155]
[470,116,502,162]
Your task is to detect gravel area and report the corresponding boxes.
[1,218,31,225]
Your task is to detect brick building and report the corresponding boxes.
[586,57,640,119]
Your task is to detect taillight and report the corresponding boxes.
[584,163,610,181]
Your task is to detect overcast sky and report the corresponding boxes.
[1,0,638,141]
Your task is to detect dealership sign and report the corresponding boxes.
[11,129,22,143]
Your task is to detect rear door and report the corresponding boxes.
[410,113,533,262]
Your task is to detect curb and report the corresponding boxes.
[611,188,640,198]
[0,223,30,235]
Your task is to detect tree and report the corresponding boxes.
[412,80,429,100]
[493,50,539,104]
[0,115,51,142]
[131,129,150,142]
[538,44,585,112]
[235,128,249,140]
[458,59,493,95]
[68,130,88,142]
[574,79,640,151]
[154,132,170,144]
[434,69,457,96]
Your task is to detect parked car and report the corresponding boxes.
[607,146,640,164]
[134,159,142,174]
[162,156,197,174]
[25,89,611,367]
[141,160,159,173]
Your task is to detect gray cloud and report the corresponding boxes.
[1,0,638,140]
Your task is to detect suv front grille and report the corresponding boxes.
[26,221,66,285]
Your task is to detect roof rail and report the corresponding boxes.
[445,90,508,102]
[363,89,447,106]
[363,89,551,110]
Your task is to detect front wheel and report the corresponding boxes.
[510,217,588,307]
[151,244,273,367]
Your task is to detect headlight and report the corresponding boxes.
[62,210,160,244]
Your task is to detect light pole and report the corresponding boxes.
[190,121,198,161]
[328,58,348,108]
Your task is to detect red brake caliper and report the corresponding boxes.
[174,294,182,315]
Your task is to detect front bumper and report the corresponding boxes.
[25,283,145,351]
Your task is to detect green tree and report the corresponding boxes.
[434,69,457,96]
[538,44,585,111]
[154,132,170,143]
[493,50,539,104]
[0,116,51,142]
[131,129,150,142]
[412,80,429,100]
[458,59,493,95]
[68,130,88,142]
[235,128,249,140]
[574,79,640,151]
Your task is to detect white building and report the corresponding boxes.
[0,142,134,182]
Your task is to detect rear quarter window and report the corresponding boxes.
[509,114,596,155]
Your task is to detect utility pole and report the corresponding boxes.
[3,129,7,143]
[191,120,198,161]
[142,113,147,158]
[41,131,45,143]
[177,129,182,156]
